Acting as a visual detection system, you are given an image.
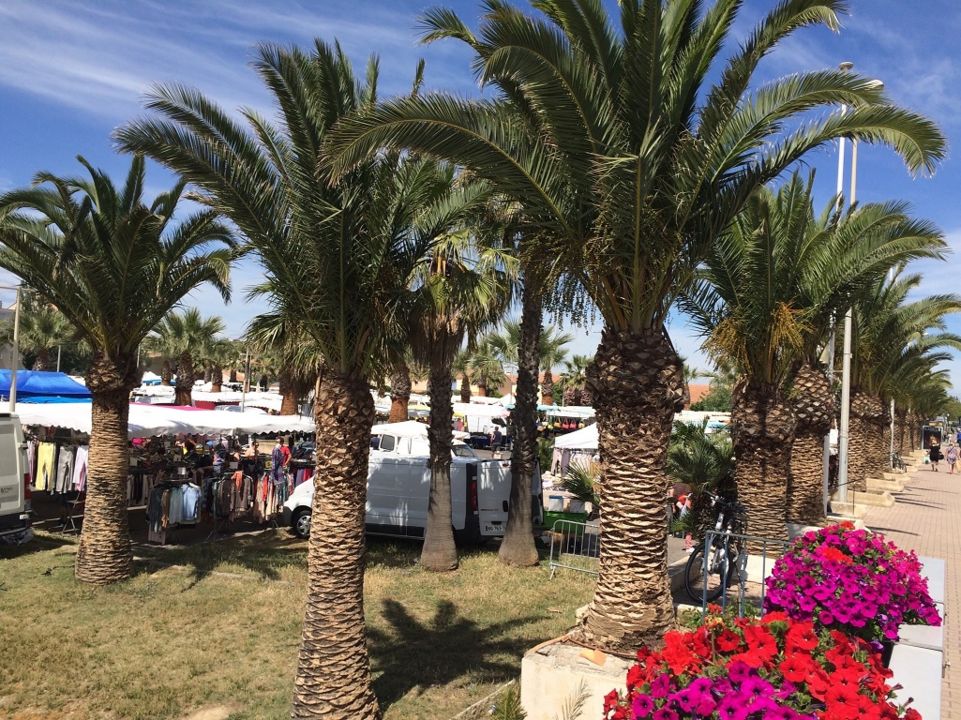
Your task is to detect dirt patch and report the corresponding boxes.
[181,706,234,720]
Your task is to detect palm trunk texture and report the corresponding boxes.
[573,328,686,653]
[848,391,881,491]
[292,371,379,720]
[161,360,173,386]
[75,355,137,584]
[896,409,908,455]
[279,369,298,415]
[211,366,223,393]
[175,352,193,406]
[787,365,833,525]
[541,372,554,406]
[388,362,412,424]
[498,284,542,567]
[459,373,471,404]
[421,343,458,572]
[732,381,795,546]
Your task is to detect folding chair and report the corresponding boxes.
[60,491,85,533]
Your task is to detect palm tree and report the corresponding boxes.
[118,44,476,718]
[558,354,591,406]
[327,0,945,651]
[452,348,473,403]
[151,308,225,405]
[468,336,508,397]
[847,274,961,489]
[0,155,232,584]
[388,358,413,422]
[408,205,514,572]
[245,309,320,414]
[202,337,234,393]
[0,291,75,370]
[488,319,572,405]
[683,172,945,538]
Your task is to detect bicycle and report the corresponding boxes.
[683,490,747,603]
[891,451,906,472]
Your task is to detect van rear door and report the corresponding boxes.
[475,459,512,537]
[0,416,27,539]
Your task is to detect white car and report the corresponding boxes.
[281,421,540,542]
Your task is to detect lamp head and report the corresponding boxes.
[839,61,854,72]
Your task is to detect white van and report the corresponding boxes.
[281,422,540,542]
[0,414,32,545]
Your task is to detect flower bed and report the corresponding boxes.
[602,611,920,720]
[763,522,941,646]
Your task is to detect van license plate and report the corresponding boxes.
[483,524,502,535]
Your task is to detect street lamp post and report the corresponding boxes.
[9,287,21,413]
[837,72,884,504]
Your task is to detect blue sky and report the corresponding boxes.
[1,1,959,387]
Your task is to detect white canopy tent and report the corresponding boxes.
[553,423,599,450]
[453,402,509,418]
[14,402,314,439]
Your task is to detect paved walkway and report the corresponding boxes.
[862,461,960,719]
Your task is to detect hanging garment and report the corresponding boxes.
[72,446,89,492]
[180,483,200,523]
[168,486,183,525]
[35,442,57,492]
[55,447,75,493]
[27,440,36,487]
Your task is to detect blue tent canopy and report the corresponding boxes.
[0,370,91,402]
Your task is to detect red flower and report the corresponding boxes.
[778,653,814,683]
[715,629,741,653]
[626,664,643,691]
[742,624,778,664]
[806,668,831,700]
[662,631,702,675]
[904,709,922,720]
[785,622,819,652]
[824,685,862,720]
[761,610,790,624]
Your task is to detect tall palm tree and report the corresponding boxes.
[488,318,572,404]
[683,172,945,539]
[245,309,321,414]
[452,347,473,403]
[847,274,961,488]
[409,207,514,572]
[118,43,478,718]
[327,0,945,651]
[151,308,225,405]
[0,155,232,584]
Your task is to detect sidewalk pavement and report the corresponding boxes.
[862,462,960,719]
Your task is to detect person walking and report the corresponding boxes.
[947,443,958,474]
[929,440,942,471]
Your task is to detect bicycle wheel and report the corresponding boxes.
[684,543,731,603]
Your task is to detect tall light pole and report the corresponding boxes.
[7,286,22,413]
[824,61,853,510]
[837,73,884,503]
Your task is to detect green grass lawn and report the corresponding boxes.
[0,531,594,720]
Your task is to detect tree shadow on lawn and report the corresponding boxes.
[369,598,542,710]
[131,531,306,588]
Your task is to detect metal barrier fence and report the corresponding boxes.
[547,519,600,578]
[696,530,791,617]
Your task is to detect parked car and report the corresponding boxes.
[282,421,540,542]
[0,414,32,546]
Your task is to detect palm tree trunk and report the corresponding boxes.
[228,367,238,383]
[573,328,686,653]
[541,371,554,406]
[459,372,471,404]
[476,381,487,397]
[279,368,299,415]
[787,364,832,526]
[732,380,795,546]
[75,355,135,585]
[33,348,50,371]
[421,341,458,572]
[896,408,907,455]
[563,386,579,406]
[211,365,223,393]
[388,362,411,423]
[848,391,879,490]
[161,360,173,386]
[292,370,380,719]
[499,283,541,567]
[175,352,194,406]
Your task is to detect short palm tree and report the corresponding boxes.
[151,308,225,405]
[118,43,471,718]
[0,155,233,584]
[452,348,473,403]
[558,354,591,406]
[326,0,946,651]
[683,172,945,538]
[245,309,320,414]
[489,319,572,404]
[0,291,75,370]
[468,336,508,397]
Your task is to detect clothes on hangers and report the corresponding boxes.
[35,442,57,492]
[72,446,89,492]
[55,447,75,494]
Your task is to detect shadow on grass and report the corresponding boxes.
[131,531,307,588]
[0,531,75,560]
[369,598,541,710]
